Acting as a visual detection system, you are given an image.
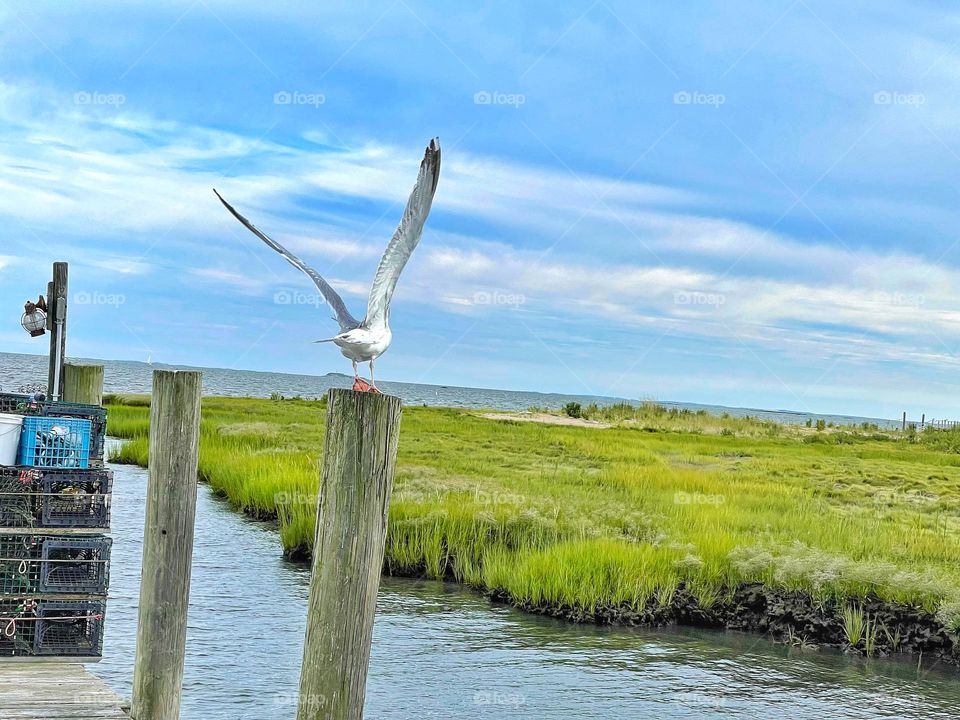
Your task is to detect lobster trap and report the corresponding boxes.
[0,467,112,529]
[0,598,105,657]
[0,535,112,595]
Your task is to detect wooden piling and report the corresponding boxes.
[63,362,104,406]
[131,370,202,720]
[297,389,402,720]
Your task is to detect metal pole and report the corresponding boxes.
[46,262,68,400]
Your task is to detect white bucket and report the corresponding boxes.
[0,413,23,466]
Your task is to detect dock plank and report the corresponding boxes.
[0,662,127,718]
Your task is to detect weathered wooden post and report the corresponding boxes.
[297,389,402,720]
[62,362,104,406]
[902,412,907,431]
[131,370,202,720]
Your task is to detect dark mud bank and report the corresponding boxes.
[489,582,960,666]
[284,545,960,668]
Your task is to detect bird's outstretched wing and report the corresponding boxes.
[364,138,441,328]
[213,189,361,333]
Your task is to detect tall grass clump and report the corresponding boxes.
[842,604,865,647]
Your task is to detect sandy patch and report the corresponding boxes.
[478,412,611,429]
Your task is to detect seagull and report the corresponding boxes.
[214,138,441,393]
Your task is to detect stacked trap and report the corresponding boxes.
[0,393,110,659]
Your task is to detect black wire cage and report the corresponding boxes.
[0,535,112,595]
[0,598,105,657]
[0,467,112,530]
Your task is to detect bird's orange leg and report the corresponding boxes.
[352,360,372,392]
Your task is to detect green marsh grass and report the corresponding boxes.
[104,394,960,625]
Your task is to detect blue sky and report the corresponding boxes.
[1,1,959,419]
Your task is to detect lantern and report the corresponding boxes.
[21,295,47,337]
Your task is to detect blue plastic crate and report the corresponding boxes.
[16,417,91,469]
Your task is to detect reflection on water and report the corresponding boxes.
[95,441,960,719]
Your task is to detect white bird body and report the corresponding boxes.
[326,325,392,363]
[214,138,441,392]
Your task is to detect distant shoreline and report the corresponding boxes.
[2,350,902,427]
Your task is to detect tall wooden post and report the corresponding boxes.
[63,363,104,406]
[131,370,202,720]
[902,411,907,431]
[46,262,68,399]
[297,389,402,720]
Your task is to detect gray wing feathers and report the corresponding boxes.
[364,137,441,328]
[213,189,360,333]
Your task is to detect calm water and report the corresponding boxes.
[96,441,960,719]
[1,351,902,428]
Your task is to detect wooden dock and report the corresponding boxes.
[0,662,128,719]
